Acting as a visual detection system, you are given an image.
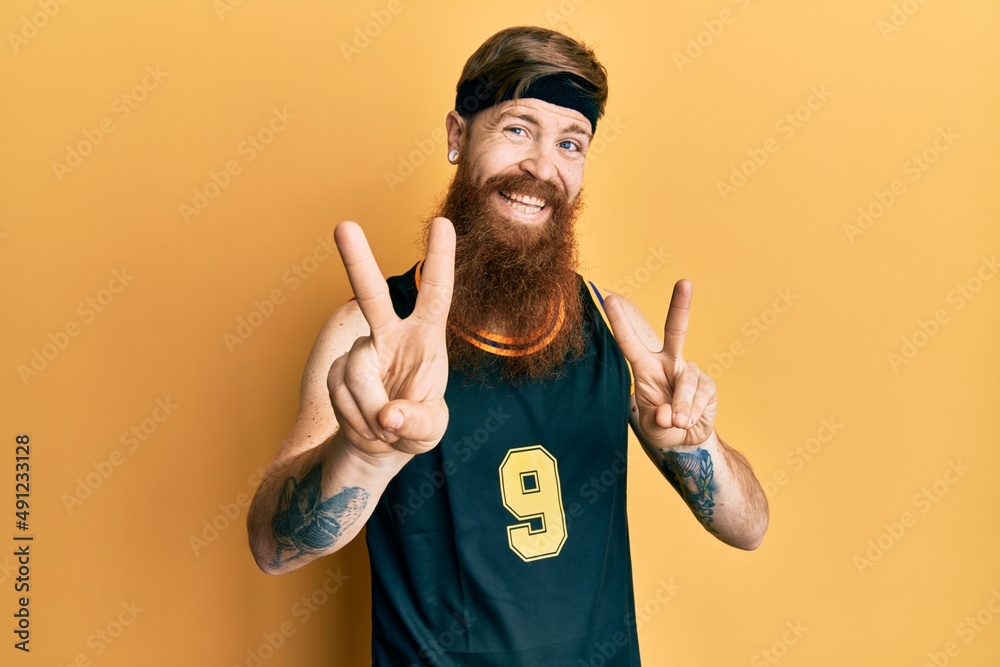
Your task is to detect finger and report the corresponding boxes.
[670,360,700,428]
[413,217,456,329]
[378,398,449,451]
[342,339,397,442]
[334,221,398,336]
[603,294,652,366]
[654,403,674,430]
[663,280,692,361]
[329,356,379,441]
[687,369,717,427]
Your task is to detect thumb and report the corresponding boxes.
[378,399,448,451]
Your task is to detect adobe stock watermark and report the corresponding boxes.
[61,397,179,514]
[761,417,843,500]
[391,405,513,524]
[384,126,447,192]
[16,267,135,385]
[672,0,754,72]
[339,0,403,63]
[705,288,799,380]
[887,254,997,372]
[0,556,15,585]
[560,447,642,541]
[629,578,681,631]
[222,232,337,352]
[750,620,809,666]
[853,459,969,575]
[843,127,959,243]
[213,0,253,21]
[877,0,932,40]
[717,85,832,202]
[585,115,627,162]
[179,107,295,223]
[55,600,144,667]
[408,611,480,667]
[51,66,168,182]
[610,245,671,298]
[383,115,627,192]
[386,76,618,191]
[579,578,681,667]
[189,467,265,556]
[7,0,73,54]
[542,0,588,30]
[233,567,350,667]
[920,588,1000,667]
[515,445,641,560]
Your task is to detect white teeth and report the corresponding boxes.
[500,190,546,213]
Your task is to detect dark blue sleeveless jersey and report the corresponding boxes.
[366,263,641,666]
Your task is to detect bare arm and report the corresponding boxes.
[246,300,412,574]
[632,411,769,549]
[604,283,768,550]
[247,218,456,574]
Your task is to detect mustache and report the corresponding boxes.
[479,172,566,208]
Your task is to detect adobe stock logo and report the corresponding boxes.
[339,0,404,63]
[51,66,169,182]
[843,127,959,243]
[179,107,295,223]
[705,288,799,380]
[921,588,1000,667]
[384,127,447,192]
[716,86,832,202]
[17,268,135,385]
[887,254,997,372]
[610,246,671,298]
[232,567,351,667]
[750,621,808,667]
[222,232,337,352]
[853,459,969,575]
[877,0,932,40]
[62,397,179,514]
[214,0,253,21]
[761,417,843,500]
[542,0,588,31]
[672,0,755,72]
[7,0,73,54]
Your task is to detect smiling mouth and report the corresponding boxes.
[499,190,547,215]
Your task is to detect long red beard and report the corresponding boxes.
[424,161,586,382]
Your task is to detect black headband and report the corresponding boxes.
[455,73,600,133]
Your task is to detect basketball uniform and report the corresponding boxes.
[365,262,640,666]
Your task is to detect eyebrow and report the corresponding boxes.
[496,110,593,140]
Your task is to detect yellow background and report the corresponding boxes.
[2,0,998,665]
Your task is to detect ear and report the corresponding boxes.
[445,111,467,156]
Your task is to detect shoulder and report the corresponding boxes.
[293,299,368,424]
[306,299,369,381]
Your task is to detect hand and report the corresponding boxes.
[604,280,717,450]
[328,217,455,457]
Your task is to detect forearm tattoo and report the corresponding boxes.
[270,464,368,568]
[660,448,717,533]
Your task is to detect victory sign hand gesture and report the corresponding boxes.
[604,280,718,450]
[329,217,455,457]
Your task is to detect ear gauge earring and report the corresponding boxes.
[448,149,459,164]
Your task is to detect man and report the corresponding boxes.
[248,26,768,666]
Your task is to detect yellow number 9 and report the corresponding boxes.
[499,445,567,561]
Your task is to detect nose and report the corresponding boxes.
[518,143,557,184]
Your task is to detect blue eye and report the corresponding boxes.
[559,140,580,151]
[507,126,526,137]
